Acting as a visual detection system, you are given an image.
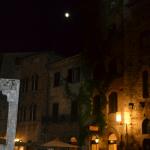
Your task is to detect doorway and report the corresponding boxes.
[108,134,117,150]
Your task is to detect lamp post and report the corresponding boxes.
[116,111,131,150]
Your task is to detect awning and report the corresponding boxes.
[42,138,78,148]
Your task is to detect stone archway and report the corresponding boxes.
[105,126,120,150]
[0,79,20,150]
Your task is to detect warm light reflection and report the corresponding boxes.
[20,146,24,150]
[14,138,20,142]
[116,112,122,122]
[124,112,131,124]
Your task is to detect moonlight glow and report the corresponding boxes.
[64,12,70,18]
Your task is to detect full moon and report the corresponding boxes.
[64,12,70,18]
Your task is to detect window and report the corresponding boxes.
[29,104,37,121]
[109,92,118,113]
[93,95,101,115]
[23,107,27,121]
[18,105,23,122]
[71,101,78,121]
[31,74,39,91]
[142,71,149,98]
[25,78,28,92]
[142,119,150,134]
[21,78,29,93]
[53,72,61,87]
[67,67,80,83]
[52,103,59,122]
[20,79,25,92]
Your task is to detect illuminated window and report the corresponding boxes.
[142,119,150,134]
[109,92,118,113]
[142,71,149,98]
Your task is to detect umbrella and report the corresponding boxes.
[42,138,78,148]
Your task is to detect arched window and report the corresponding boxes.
[142,71,149,98]
[93,95,101,115]
[109,92,118,113]
[142,119,150,134]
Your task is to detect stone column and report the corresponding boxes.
[0,79,20,150]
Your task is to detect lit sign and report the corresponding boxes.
[89,125,99,131]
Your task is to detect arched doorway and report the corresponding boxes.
[108,134,117,150]
[91,135,99,150]
[143,139,150,150]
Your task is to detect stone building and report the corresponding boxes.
[0,53,33,140]
[46,54,81,141]
[0,1,150,150]
[15,52,81,150]
[97,0,150,150]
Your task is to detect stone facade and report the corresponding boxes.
[15,52,81,149]
[46,54,81,141]
[16,53,57,143]
[99,1,150,150]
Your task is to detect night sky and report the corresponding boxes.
[0,0,91,55]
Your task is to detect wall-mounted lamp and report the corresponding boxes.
[116,112,122,123]
[116,111,131,125]
[95,137,99,144]
[129,102,134,109]
[95,136,99,150]
[139,101,145,108]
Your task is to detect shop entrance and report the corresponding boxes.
[108,134,117,150]
[91,135,99,150]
